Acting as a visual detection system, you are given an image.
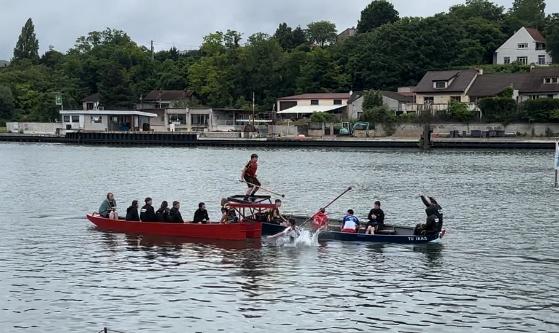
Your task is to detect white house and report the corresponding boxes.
[276,93,351,119]
[494,27,552,66]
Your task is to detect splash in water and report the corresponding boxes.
[267,229,320,247]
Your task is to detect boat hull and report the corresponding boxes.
[86,214,261,241]
[317,231,439,244]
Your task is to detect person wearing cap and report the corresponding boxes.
[366,201,385,235]
[140,197,157,222]
[193,202,210,224]
[241,153,260,201]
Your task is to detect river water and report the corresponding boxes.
[0,143,557,333]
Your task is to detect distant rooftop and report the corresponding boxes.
[278,93,351,100]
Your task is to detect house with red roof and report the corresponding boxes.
[494,27,552,66]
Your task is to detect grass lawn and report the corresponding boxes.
[0,127,6,133]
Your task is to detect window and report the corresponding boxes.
[536,43,546,50]
[86,102,94,110]
[450,96,461,103]
[311,100,319,105]
[543,77,558,84]
[548,95,555,99]
[191,114,209,126]
[168,114,186,125]
[71,116,79,123]
[504,57,510,64]
[530,95,539,100]
[424,97,434,104]
[63,115,70,122]
[538,55,546,65]
[517,43,528,49]
[433,81,447,89]
[516,56,528,65]
[333,99,342,105]
[90,116,102,124]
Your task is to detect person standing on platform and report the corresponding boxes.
[241,154,260,201]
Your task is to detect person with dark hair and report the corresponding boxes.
[169,201,184,223]
[268,199,289,225]
[193,202,210,224]
[156,201,170,222]
[241,153,260,201]
[99,192,117,219]
[140,197,157,222]
[125,200,140,221]
[341,209,360,233]
[415,194,443,235]
[366,201,385,235]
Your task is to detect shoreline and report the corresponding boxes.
[0,133,556,149]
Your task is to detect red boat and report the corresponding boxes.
[86,214,262,241]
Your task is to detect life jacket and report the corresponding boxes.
[312,212,328,228]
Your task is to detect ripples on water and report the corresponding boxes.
[0,143,558,332]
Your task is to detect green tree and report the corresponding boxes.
[306,21,337,47]
[510,0,546,29]
[362,90,383,109]
[13,18,39,63]
[0,86,15,121]
[310,112,335,123]
[357,0,399,33]
[449,0,505,22]
[546,14,559,63]
[448,101,474,122]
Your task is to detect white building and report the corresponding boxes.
[60,110,157,131]
[494,27,552,66]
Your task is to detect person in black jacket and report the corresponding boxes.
[169,201,184,223]
[140,197,157,222]
[365,201,385,235]
[125,200,140,221]
[156,201,170,222]
[193,202,210,224]
[415,194,443,235]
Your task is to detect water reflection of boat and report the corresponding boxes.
[86,214,261,241]
[127,234,262,250]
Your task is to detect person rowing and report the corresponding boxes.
[311,208,329,232]
[268,199,289,226]
[241,153,260,201]
[268,218,301,242]
[414,194,443,235]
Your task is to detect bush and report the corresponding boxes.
[361,105,396,135]
[478,97,517,123]
[310,112,335,123]
[362,90,383,109]
[521,99,559,122]
[448,101,474,123]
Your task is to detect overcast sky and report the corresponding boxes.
[1,0,558,60]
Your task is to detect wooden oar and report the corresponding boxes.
[239,179,286,198]
[302,186,353,226]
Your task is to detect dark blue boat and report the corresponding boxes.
[262,220,442,244]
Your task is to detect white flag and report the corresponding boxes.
[555,141,559,170]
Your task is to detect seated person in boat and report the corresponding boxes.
[311,208,329,231]
[169,201,184,223]
[268,199,289,225]
[125,200,140,221]
[140,197,157,222]
[365,201,385,235]
[99,192,118,219]
[268,219,301,242]
[193,202,210,224]
[341,209,360,233]
[156,201,171,222]
[414,194,443,236]
[220,207,239,224]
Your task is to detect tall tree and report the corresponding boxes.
[0,86,15,121]
[510,0,546,29]
[357,0,399,33]
[274,23,293,50]
[292,27,308,48]
[545,14,559,64]
[449,0,505,22]
[13,18,39,62]
[306,21,337,47]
